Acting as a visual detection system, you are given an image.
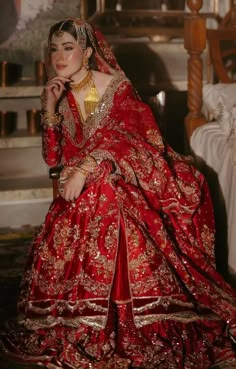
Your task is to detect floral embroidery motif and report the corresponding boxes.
[5,61,236,369]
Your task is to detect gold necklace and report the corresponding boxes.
[70,70,93,93]
[71,70,100,122]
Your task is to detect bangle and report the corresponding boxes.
[76,166,90,177]
[83,155,97,168]
[41,111,63,127]
[79,156,97,173]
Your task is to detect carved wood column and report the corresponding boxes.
[184,0,206,139]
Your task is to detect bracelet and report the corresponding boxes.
[84,155,97,167]
[81,155,97,170]
[76,166,90,177]
[41,111,63,127]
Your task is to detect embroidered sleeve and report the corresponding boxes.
[41,125,63,167]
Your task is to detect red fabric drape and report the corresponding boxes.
[1,73,236,369]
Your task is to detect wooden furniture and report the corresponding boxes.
[80,0,222,42]
[207,29,236,84]
[184,0,236,139]
[185,1,236,280]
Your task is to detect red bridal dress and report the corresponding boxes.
[1,71,236,369]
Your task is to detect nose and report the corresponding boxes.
[55,50,64,62]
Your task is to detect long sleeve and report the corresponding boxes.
[41,124,63,167]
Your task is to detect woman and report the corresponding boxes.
[1,17,236,369]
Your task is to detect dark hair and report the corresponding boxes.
[48,19,97,70]
[49,20,78,43]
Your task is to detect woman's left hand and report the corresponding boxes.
[60,170,87,202]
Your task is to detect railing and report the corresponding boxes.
[184,0,206,139]
[79,0,222,41]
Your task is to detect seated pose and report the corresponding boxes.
[1,17,236,369]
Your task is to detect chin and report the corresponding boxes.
[56,70,71,78]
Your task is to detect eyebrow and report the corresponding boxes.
[50,42,75,46]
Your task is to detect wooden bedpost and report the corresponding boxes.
[184,0,207,140]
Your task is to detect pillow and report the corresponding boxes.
[202,83,236,133]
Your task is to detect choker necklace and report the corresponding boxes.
[70,70,93,93]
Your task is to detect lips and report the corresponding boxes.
[56,64,67,70]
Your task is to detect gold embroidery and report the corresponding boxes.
[59,72,129,151]
[21,315,106,330]
[146,128,165,150]
[133,296,194,313]
[134,311,220,328]
[201,223,215,258]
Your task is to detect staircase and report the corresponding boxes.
[0,0,198,227]
[0,0,80,228]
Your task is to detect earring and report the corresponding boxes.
[83,56,89,70]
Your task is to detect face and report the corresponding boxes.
[49,31,87,79]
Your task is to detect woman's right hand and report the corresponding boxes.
[41,76,71,113]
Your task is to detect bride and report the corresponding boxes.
[1,17,236,369]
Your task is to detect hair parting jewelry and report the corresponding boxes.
[52,18,90,50]
[55,30,64,38]
[40,111,63,126]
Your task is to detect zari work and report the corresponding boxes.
[1,71,236,369]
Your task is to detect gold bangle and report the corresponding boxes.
[83,155,97,168]
[79,155,97,173]
[41,111,63,127]
[76,166,90,177]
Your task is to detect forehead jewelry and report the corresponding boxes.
[55,30,64,37]
[52,18,95,51]
[54,18,70,39]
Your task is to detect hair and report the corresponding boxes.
[48,19,98,70]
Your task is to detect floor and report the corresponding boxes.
[0,226,41,369]
[0,227,235,369]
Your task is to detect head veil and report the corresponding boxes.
[46,17,122,78]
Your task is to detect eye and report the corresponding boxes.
[64,46,73,51]
[50,47,57,53]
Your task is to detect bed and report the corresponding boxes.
[185,0,236,282]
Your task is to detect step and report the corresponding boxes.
[0,176,52,227]
[0,175,51,196]
[0,137,48,178]
[0,83,43,98]
[0,130,41,149]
